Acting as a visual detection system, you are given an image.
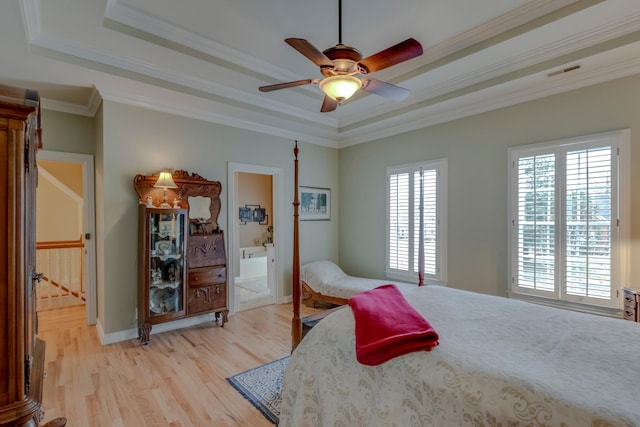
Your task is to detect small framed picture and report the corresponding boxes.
[253,207,267,224]
[299,186,330,221]
[239,207,252,224]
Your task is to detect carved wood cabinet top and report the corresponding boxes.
[133,169,222,228]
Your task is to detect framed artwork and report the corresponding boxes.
[253,207,268,225]
[239,207,252,224]
[299,186,330,220]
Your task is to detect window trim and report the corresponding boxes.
[386,158,448,285]
[507,129,630,314]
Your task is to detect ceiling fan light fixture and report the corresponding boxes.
[319,75,362,103]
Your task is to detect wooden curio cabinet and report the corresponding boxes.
[137,207,188,344]
[134,169,228,344]
[0,86,66,426]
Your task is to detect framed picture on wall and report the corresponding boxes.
[253,207,268,225]
[299,186,330,221]
[239,207,252,224]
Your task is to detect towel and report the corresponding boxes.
[348,284,439,366]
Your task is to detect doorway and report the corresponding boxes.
[227,163,283,314]
[36,151,97,325]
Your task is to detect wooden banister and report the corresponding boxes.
[37,237,84,250]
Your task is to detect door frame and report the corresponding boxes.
[37,150,97,325]
[227,162,284,315]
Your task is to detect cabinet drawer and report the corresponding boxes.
[623,291,637,305]
[188,284,226,314]
[187,234,226,268]
[188,267,226,287]
[623,308,637,321]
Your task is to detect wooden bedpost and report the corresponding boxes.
[292,141,302,350]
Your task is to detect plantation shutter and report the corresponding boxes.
[516,153,556,294]
[388,165,439,278]
[509,130,626,310]
[413,169,437,276]
[564,147,612,300]
[389,172,410,271]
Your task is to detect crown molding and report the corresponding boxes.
[103,0,303,83]
[411,0,579,68]
[21,1,337,129]
[19,0,40,41]
[338,54,640,148]
[342,7,640,127]
[41,86,102,117]
[25,29,338,128]
[98,87,338,148]
[18,0,640,150]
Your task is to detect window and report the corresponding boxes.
[386,159,447,285]
[508,130,629,311]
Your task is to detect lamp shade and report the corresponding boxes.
[319,75,362,102]
[154,171,177,189]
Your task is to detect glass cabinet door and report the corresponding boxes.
[138,206,187,344]
[143,208,187,325]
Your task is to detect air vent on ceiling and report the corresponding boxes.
[547,64,581,78]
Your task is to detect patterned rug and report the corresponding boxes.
[227,356,290,425]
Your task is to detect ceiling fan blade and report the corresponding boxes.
[362,78,410,101]
[320,96,338,112]
[285,38,334,68]
[259,79,316,92]
[358,38,423,74]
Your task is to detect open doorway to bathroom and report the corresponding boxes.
[228,163,283,313]
[235,171,273,310]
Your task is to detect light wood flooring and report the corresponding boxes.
[38,303,320,427]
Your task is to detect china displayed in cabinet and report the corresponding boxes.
[137,208,188,344]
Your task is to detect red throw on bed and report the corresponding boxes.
[348,284,439,366]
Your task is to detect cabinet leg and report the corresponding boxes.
[138,323,151,345]
[43,417,68,427]
[220,310,228,326]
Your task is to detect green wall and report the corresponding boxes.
[98,101,339,336]
[39,72,640,339]
[41,109,96,155]
[339,73,640,297]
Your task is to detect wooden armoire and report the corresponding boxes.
[0,86,66,427]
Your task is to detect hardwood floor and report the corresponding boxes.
[38,303,320,426]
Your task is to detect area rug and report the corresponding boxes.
[227,356,289,425]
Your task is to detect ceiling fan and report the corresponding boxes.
[258,0,423,112]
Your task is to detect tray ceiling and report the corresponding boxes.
[2,0,640,147]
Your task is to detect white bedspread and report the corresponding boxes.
[280,285,640,427]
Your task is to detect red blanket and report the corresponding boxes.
[348,284,439,366]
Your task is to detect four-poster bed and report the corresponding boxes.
[285,142,640,426]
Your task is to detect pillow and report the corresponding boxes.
[300,260,347,288]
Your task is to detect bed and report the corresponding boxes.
[300,260,416,307]
[285,142,640,426]
[280,284,640,426]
